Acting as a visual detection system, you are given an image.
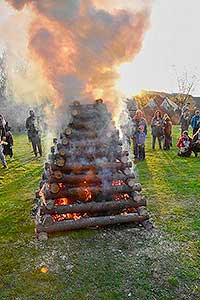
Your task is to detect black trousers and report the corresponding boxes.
[3,146,13,158]
[152,135,162,149]
[31,135,42,157]
[191,143,200,157]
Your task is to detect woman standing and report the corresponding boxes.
[163,114,172,150]
[151,110,163,150]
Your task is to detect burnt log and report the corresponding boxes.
[49,173,102,185]
[61,138,123,149]
[57,147,128,161]
[41,198,147,215]
[63,129,98,139]
[46,183,141,200]
[36,213,149,234]
[51,161,132,174]
[48,172,135,186]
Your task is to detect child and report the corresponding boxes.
[0,138,8,169]
[3,127,14,161]
[177,131,192,157]
[134,125,146,161]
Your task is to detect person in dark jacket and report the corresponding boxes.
[25,110,42,158]
[191,110,200,135]
[177,131,192,157]
[163,114,172,150]
[179,111,190,133]
[151,110,163,150]
[0,114,6,139]
[191,128,200,157]
[3,126,14,160]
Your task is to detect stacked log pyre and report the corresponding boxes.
[33,99,151,239]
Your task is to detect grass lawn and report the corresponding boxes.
[0,127,199,300]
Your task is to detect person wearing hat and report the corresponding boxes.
[191,110,200,135]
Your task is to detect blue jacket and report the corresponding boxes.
[135,132,146,145]
[191,115,200,130]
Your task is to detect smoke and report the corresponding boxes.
[5,0,152,115]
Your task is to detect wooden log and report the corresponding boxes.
[55,157,66,167]
[61,138,123,149]
[57,147,128,160]
[49,173,102,185]
[63,128,98,139]
[69,120,103,131]
[136,206,153,230]
[36,213,149,234]
[49,172,135,186]
[42,215,54,226]
[62,137,70,146]
[46,183,141,200]
[51,161,132,173]
[41,198,147,215]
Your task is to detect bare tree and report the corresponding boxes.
[172,65,199,108]
[0,50,7,97]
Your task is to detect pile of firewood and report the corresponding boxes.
[33,100,151,239]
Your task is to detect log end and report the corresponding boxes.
[37,231,48,241]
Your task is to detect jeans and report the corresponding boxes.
[0,149,7,167]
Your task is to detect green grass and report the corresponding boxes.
[0,128,200,300]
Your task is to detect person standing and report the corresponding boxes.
[191,110,200,135]
[25,110,42,158]
[131,110,147,159]
[3,126,14,161]
[179,111,190,134]
[163,114,172,150]
[191,128,200,157]
[0,114,6,139]
[0,137,8,169]
[134,125,146,161]
[151,110,163,150]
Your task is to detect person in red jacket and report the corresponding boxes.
[177,131,192,157]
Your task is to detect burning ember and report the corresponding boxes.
[55,198,70,206]
[52,213,83,222]
[112,180,125,186]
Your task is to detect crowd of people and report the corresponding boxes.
[0,110,43,169]
[131,108,200,162]
[0,105,200,169]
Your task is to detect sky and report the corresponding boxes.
[117,0,200,96]
[1,0,200,98]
